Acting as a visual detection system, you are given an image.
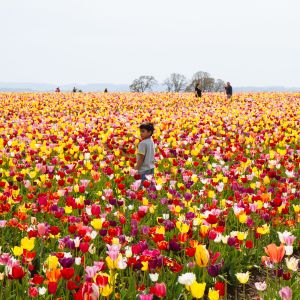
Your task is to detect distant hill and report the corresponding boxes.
[0,82,130,92]
[0,82,299,93]
[234,86,300,92]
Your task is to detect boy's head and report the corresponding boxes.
[139,122,154,139]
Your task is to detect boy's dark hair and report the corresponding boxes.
[139,122,154,135]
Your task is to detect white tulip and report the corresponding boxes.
[149,273,159,282]
[178,272,196,286]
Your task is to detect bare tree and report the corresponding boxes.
[129,76,157,92]
[214,79,226,92]
[186,71,216,92]
[203,77,215,92]
[164,73,187,92]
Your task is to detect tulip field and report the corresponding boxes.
[0,92,300,300]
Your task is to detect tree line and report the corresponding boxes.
[129,71,225,92]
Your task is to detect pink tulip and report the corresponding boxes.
[129,168,138,176]
[107,244,121,260]
[85,266,99,280]
[80,179,90,188]
[37,223,46,236]
[47,165,55,173]
[131,180,141,191]
[67,164,75,170]
[284,236,296,246]
[0,220,7,228]
[279,286,292,300]
[23,180,31,188]
[93,261,105,271]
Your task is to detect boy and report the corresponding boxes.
[135,122,155,181]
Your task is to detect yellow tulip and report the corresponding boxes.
[187,281,206,299]
[64,206,72,214]
[155,226,165,235]
[21,237,35,251]
[91,218,102,230]
[293,205,300,213]
[12,246,23,256]
[29,171,37,179]
[208,190,215,198]
[46,255,59,270]
[195,244,209,267]
[174,205,181,213]
[238,213,247,224]
[141,261,148,271]
[237,231,247,241]
[208,289,219,300]
[191,174,198,183]
[263,176,270,185]
[236,271,250,284]
[100,284,113,297]
[176,221,189,233]
[256,224,270,235]
[74,184,79,193]
[105,256,120,269]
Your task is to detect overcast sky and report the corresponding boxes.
[1,0,299,86]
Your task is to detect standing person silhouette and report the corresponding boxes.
[104,88,108,93]
[195,82,202,98]
[225,82,233,99]
[72,87,77,93]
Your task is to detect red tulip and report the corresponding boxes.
[96,274,109,287]
[30,273,44,285]
[79,242,89,253]
[48,282,58,294]
[215,281,225,296]
[67,280,79,290]
[151,283,166,298]
[12,265,25,279]
[79,186,85,193]
[91,204,101,216]
[185,247,196,257]
[61,268,75,280]
[50,226,60,236]
[245,240,253,249]
[28,286,39,298]
[206,214,218,225]
[142,180,151,188]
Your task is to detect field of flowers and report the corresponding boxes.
[0,92,299,300]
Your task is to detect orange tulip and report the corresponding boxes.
[46,269,61,283]
[264,243,285,263]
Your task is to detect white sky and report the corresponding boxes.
[1,0,299,86]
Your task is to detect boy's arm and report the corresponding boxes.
[135,154,145,171]
[135,142,146,171]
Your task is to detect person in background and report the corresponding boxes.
[104,88,108,93]
[135,122,155,182]
[195,82,202,98]
[72,87,77,93]
[55,87,60,92]
[225,82,233,99]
